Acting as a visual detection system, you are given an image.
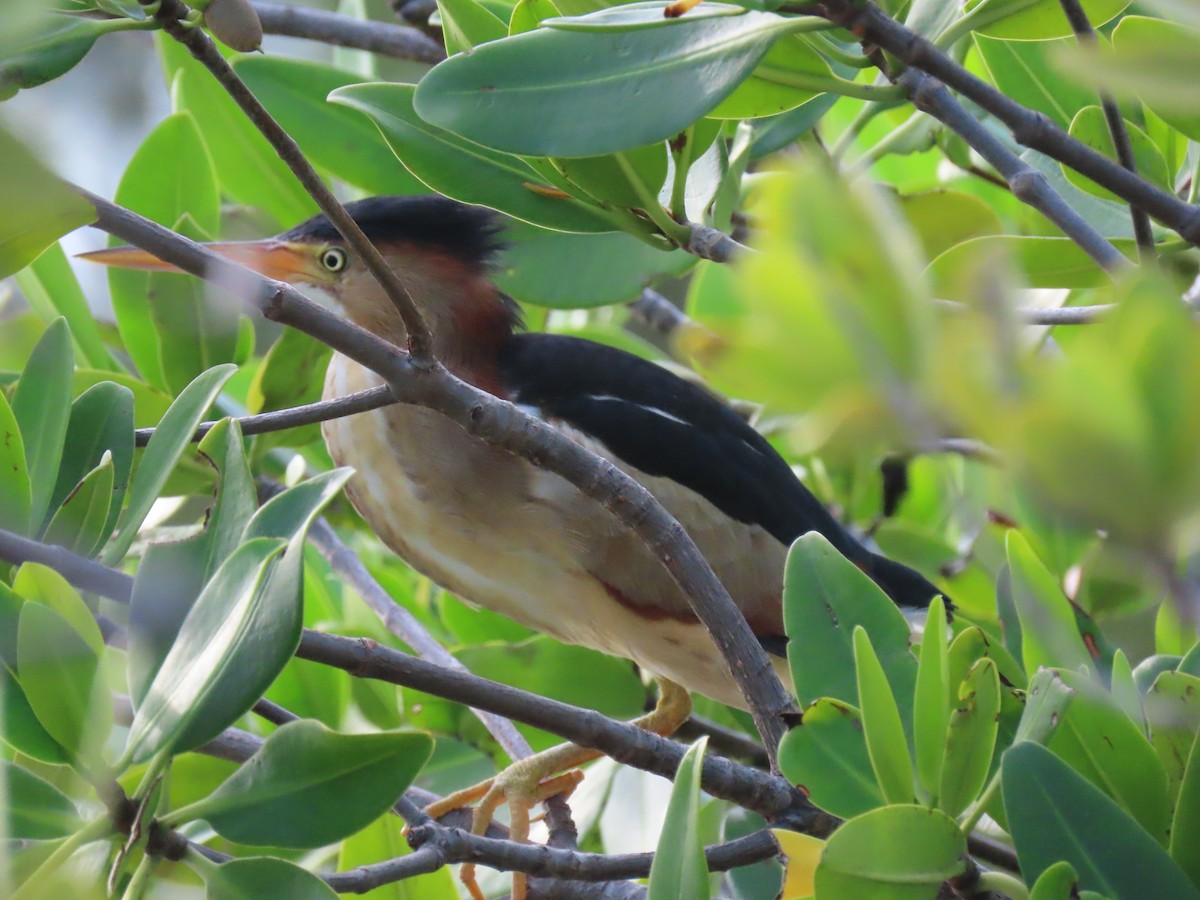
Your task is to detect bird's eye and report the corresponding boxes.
[321,247,347,273]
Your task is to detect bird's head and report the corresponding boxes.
[81,195,520,367]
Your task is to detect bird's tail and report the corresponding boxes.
[865,552,951,613]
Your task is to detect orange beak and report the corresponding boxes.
[77,240,326,285]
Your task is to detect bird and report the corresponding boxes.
[84,194,945,897]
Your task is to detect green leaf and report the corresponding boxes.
[1007,531,1091,674]
[1144,670,1200,804]
[913,596,950,804]
[438,0,507,54]
[233,56,426,196]
[1171,728,1200,889]
[1015,668,1075,746]
[0,665,71,764]
[778,698,883,819]
[14,242,119,371]
[0,381,33,536]
[814,804,965,899]
[0,9,108,97]
[929,235,1136,294]
[330,83,616,234]
[1109,648,1144,728]
[51,381,134,547]
[898,189,1004,263]
[854,626,915,805]
[180,720,432,848]
[1063,106,1169,202]
[201,857,338,900]
[970,0,1130,40]
[708,33,831,120]
[124,537,290,763]
[974,35,1094,130]
[16,601,111,766]
[42,451,114,557]
[938,657,1000,817]
[414,3,795,157]
[2,761,84,839]
[1097,16,1200,142]
[557,141,669,210]
[338,815,459,899]
[1029,861,1080,900]
[243,468,354,544]
[784,533,917,721]
[1002,742,1199,898]
[12,318,73,529]
[647,736,709,900]
[103,363,237,565]
[245,329,332,449]
[510,0,561,34]
[13,562,105,656]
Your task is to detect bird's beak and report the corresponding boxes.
[78,240,326,284]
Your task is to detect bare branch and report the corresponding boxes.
[1056,0,1155,262]
[252,1,445,63]
[687,222,751,262]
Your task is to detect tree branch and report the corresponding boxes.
[134,386,396,447]
[252,1,445,63]
[83,190,796,764]
[142,0,436,358]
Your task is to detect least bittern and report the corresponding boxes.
[85,195,944,898]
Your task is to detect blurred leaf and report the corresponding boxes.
[778,698,883,819]
[414,4,795,157]
[12,318,73,528]
[939,658,1000,817]
[784,533,917,724]
[1015,668,1075,746]
[0,665,71,764]
[439,0,507,54]
[913,597,949,804]
[898,189,1003,263]
[16,602,111,766]
[124,537,288,763]
[647,737,709,900]
[201,857,338,900]
[814,804,965,898]
[510,0,560,34]
[854,627,914,804]
[0,372,33,536]
[1172,728,1200,888]
[181,720,432,848]
[1064,106,1169,202]
[14,243,119,371]
[234,56,426,196]
[0,10,108,97]
[1007,531,1091,674]
[975,35,1095,130]
[42,451,113,557]
[969,0,1129,40]
[1109,649,1144,728]
[2,760,84,839]
[1002,741,1199,897]
[103,364,237,565]
[1144,670,1200,805]
[330,83,616,234]
[773,828,823,900]
[929,235,1136,294]
[338,815,459,898]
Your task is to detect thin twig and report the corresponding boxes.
[252,1,445,63]
[687,223,752,262]
[142,0,436,358]
[134,386,396,447]
[1056,0,1155,261]
[898,68,1127,271]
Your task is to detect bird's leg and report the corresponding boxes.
[424,678,693,900]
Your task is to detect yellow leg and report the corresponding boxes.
[423,679,693,900]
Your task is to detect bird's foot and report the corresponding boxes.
[421,679,693,900]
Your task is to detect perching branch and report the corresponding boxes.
[1056,0,1155,262]
[252,1,445,63]
[83,191,797,764]
[802,0,1200,246]
[141,0,436,359]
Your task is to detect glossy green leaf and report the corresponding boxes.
[777,698,883,819]
[414,3,795,157]
[969,0,1129,40]
[233,56,425,196]
[784,533,917,721]
[509,0,560,34]
[929,235,1136,294]
[14,243,118,371]
[0,665,70,764]
[647,737,709,900]
[814,804,965,898]
[939,658,1000,817]
[913,596,949,803]
[974,35,1095,129]
[42,451,113,557]
[13,562,105,657]
[330,83,615,234]
[1063,105,1169,202]
[854,626,915,804]
[1171,728,1200,888]
[1003,742,1199,897]
[103,364,237,565]
[439,0,507,54]
[12,318,73,529]
[243,468,354,544]
[16,602,111,765]
[3,761,83,839]
[1007,531,1091,674]
[51,381,134,546]
[124,537,290,763]
[1015,668,1075,746]
[179,720,432,847]
[1144,670,1200,804]
[1029,861,1080,900]
[0,380,33,536]
[202,857,338,900]
[160,38,317,229]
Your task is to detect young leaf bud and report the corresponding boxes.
[204,0,263,52]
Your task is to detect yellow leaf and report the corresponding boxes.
[773,828,824,900]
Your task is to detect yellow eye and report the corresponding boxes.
[321,247,347,272]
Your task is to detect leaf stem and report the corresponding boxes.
[614,152,692,246]
[119,853,159,900]
[975,870,1029,899]
[959,769,1001,834]
[755,65,905,101]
